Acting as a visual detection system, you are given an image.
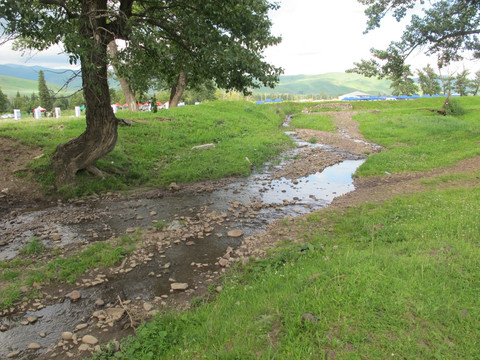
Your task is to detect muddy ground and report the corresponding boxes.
[1,106,479,359]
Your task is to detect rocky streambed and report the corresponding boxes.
[0,109,378,359]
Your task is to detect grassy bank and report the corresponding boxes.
[0,101,294,197]
[353,97,480,177]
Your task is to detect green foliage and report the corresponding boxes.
[445,98,466,116]
[417,64,441,96]
[19,237,46,255]
[0,87,9,112]
[38,71,53,111]
[353,1,480,81]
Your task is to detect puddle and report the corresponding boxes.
[0,123,368,359]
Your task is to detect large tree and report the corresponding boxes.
[351,1,480,80]
[0,0,282,186]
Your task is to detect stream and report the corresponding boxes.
[0,126,366,359]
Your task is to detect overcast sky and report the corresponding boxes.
[0,0,478,75]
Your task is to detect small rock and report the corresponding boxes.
[94,299,105,307]
[75,323,88,331]
[28,342,41,350]
[143,302,153,311]
[7,351,20,358]
[125,228,136,234]
[82,335,98,345]
[218,258,229,267]
[170,283,189,291]
[227,230,244,238]
[62,332,74,341]
[169,182,180,191]
[68,290,81,301]
[106,308,125,322]
[78,344,92,351]
[26,316,38,324]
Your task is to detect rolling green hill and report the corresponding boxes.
[0,75,68,97]
[255,72,392,97]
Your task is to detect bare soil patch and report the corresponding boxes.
[0,138,47,211]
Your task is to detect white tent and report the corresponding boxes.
[338,91,371,100]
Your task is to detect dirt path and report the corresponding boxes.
[1,108,479,359]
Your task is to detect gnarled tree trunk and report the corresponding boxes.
[169,70,186,107]
[108,40,139,112]
[51,0,117,187]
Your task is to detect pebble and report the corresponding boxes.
[82,335,98,345]
[28,342,41,350]
[7,351,20,358]
[95,299,105,307]
[68,290,81,301]
[143,302,153,311]
[62,332,73,340]
[27,315,38,324]
[227,230,244,238]
[75,323,88,331]
[170,283,189,291]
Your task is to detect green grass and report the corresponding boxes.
[0,101,293,197]
[19,237,46,255]
[96,186,480,359]
[353,97,480,177]
[0,234,138,310]
[290,113,336,131]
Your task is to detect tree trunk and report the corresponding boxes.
[51,0,117,187]
[169,71,187,107]
[108,41,139,112]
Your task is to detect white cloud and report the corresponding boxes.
[264,0,479,75]
[0,1,478,75]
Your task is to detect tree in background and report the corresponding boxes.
[108,41,138,111]
[471,71,480,96]
[1,0,282,186]
[454,69,471,96]
[389,67,419,96]
[417,64,441,95]
[352,1,480,86]
[38,70,53,111]
[0,88,9,113]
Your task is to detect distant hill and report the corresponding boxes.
[255,72,392,97]
[0,64,81,96]
[0,64,392,99]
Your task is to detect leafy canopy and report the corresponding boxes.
[0,0,283,94]
[351,0,480,79]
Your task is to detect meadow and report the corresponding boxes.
[84,97,480,359]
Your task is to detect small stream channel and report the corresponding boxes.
[0,124,366,359]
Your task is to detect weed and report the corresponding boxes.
[154,220,168,230]
[19,237,46,255]
[307,137,318,144]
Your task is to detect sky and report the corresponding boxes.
[0,0,478,75]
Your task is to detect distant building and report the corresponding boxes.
[338,91,371,101]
